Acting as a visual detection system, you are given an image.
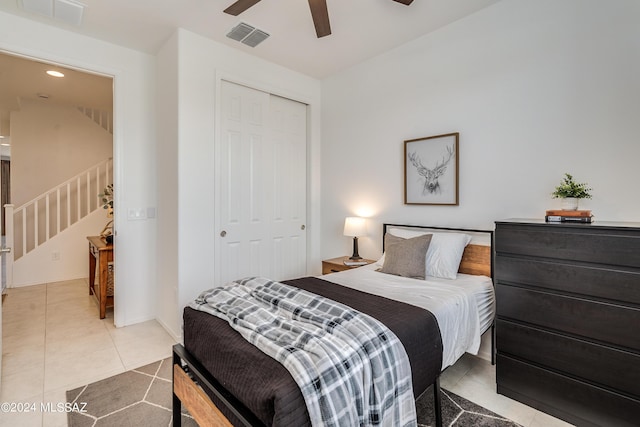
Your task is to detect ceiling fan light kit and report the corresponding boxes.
[224,0,414,39]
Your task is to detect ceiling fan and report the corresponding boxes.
[224,0,415,38]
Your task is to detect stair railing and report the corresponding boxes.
[77,106,113,134]
[7,158,113,262]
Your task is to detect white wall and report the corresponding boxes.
[9,100,113,281]
[0,11,157,327]
[155,32,180,339]
[321,0,640,260]
[155,29,322,340]
[11,100,113,207]
[12,209,110,286]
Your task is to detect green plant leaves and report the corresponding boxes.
[551,173,592,199]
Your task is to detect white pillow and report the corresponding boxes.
[377,228,471,279]
[425,233,472,279]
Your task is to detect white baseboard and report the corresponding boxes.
[155,316,183,344]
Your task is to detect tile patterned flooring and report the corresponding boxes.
[1,278,573,427]
[1,279,177,427]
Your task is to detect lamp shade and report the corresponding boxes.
[343,217,367,237]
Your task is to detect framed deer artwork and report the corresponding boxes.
[404,133,459,205]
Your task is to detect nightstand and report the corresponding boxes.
[322,256,376,274]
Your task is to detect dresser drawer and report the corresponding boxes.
[495,225,640,268]
[497,354,640,427]
[495,256,640,305]
[496,284,640,351]
[497,319,640,396]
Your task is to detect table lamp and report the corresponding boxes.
[343,217,367,260]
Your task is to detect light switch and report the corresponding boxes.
[128,208,146,220]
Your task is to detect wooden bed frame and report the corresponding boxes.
[173,224,494,427]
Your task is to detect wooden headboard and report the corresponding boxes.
[458,244,492,277]
[382,223,493,278]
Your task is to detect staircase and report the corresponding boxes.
[6,158,113,264]
[77,106,113,134]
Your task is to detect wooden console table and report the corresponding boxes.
[87,236,113,319]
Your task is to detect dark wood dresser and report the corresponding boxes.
[494,219,640,427]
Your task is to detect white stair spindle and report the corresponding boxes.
[66,182,71,230]
[96,165,101,211]
[21,208,26,259]
[4,204,14,287]
[76,177,81,224]
[86,171,91,215]
[56,188,61,235]
[45,193,50,240]
[34,199,39,249]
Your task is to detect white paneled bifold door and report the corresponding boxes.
[217,81,307,285]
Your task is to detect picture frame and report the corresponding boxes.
[404,133,459,205]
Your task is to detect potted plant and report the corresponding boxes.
[98,184,114,243]
[99,184,114,217]
[552,173,592,210]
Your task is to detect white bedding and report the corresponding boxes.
[321,263,495,370]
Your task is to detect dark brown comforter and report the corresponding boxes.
[183,276,443,426]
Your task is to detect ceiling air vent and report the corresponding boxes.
[242,29,269,47]
[226,22,270,48]
[21,0,86,26]
[53,0,85,26]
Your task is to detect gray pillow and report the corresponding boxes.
[379,233,432,279]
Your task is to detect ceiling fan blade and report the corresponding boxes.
[224,0,262,16]
[392,0,414,5]
[308,0,331,38]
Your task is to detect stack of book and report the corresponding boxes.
[545,209,593,223]
[343,259,369,266]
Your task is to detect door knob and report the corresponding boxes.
[0,247,11,253]
[220,230,227,237]
[301,225,306,230]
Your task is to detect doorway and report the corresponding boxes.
[0,51,114,291]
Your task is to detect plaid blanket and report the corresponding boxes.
[190,277,417,427]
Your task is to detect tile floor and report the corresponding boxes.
[1,278,573,427]
[1,279,177,427]
[440,354,573,427]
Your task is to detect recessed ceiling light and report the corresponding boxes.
[46,70,65,77]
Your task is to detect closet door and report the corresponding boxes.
[217,81,307,285]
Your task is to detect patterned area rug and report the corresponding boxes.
[415,385,522,427]
[66,358,196,427]
[67,358,521,427]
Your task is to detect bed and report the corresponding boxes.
[172,224,495,427]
